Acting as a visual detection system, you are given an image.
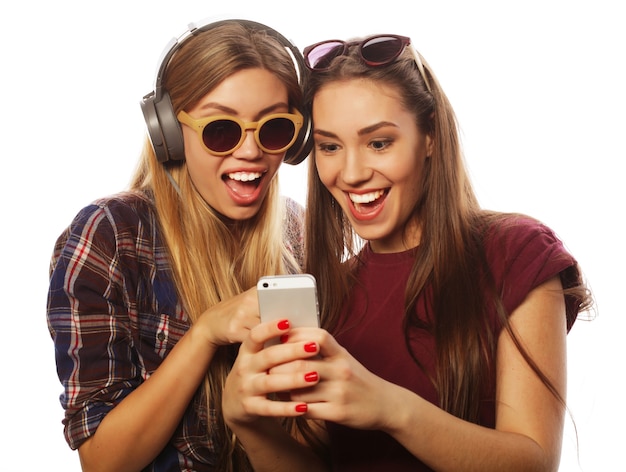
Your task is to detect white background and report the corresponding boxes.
[0,1,623,470]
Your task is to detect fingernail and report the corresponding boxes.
[304,371,318,382]
[277,319,290,330]
[280,334,289,344]
[304,342,317,353]
[295,403,308,413]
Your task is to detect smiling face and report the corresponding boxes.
[180,68,290,221]
[313,78,432,253]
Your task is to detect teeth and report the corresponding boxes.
[228,172,262,182]
[349,190,384,204]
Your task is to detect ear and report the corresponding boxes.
[425,133,434,157]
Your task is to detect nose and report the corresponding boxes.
[232,130,263,160]
[340,150,373,185]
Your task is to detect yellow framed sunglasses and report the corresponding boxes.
[177,108,303,156]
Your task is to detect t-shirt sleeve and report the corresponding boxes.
[486,216,583,332]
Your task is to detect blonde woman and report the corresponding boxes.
[46,19,311,471]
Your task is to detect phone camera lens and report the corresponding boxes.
[262,282,269,288]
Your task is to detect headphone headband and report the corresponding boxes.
[140,19,312,164]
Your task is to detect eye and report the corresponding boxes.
[369,138,393,151]
[317,142,341,153]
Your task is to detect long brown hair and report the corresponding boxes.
[131,22,304,471]
[304,40,592,423]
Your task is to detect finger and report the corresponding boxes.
[279,328,344,358]
[243,318,291,351]
[260,340,322,374]
[241,395,310,417]
[298,401,340,421]
[269,359,316,375]
[290,384,328,403]
[253,369,321,394]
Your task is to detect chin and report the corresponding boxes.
[221,204,263,223]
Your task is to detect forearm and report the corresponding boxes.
[230,417,329,472]
[380,278,566,471]
[79,324,217,472]
[383,385,560,472]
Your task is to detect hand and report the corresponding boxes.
[281,329,400,432]
[223,320,322,426]
[196,286,261,348]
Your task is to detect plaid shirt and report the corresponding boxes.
[47,190,304,471]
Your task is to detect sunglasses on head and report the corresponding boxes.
[177,109,303,156]
[303,34,431,92]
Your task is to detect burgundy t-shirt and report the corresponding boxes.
[326,216,583,471]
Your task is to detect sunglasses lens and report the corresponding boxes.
[306,41,345,70]
[259,117,296,151]
[361,36,405,65]
[202,119,242,153]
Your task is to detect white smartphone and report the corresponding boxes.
[257,274,320,346]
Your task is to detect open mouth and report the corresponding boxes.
[349,189,387,214]
[223,171,264,197]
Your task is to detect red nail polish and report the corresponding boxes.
[295,403,308,413]
[280,334,289,344]
[304,342,317,353]
[304,371,318,382]
[277,319,290,330]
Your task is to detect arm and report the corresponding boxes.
[48,205,260,471]
[77,290,259,472]
[382,279,566,470]
[78,319,217,471]
[222,320,329,472]
[292,276,567,471]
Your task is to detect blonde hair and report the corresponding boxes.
[131,21,304,470]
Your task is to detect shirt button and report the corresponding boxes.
[157,331,166,341]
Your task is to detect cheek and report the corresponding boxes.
[314,157,336,189]
[182,127,208,167]
[185,149,214,180]
[183,133,222,188]
[396,160,427,204]
[265,155,284,178]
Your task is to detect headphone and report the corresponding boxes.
[140,19,312,165]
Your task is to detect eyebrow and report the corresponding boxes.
[357,121,399,136]
[197,102,290,118]
[314,121,399,138]
[313,129,339,139]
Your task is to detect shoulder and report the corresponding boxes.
[480,212,582,330]
[283,196,305,236]
[51,191,159,261]
[283,196,305,222]
[482,213,571,268]
[281,197,305,271]
[90,190,156,224]
[64,190,156,235]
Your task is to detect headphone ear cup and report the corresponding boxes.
[280,43,313,166]
[283,106,312,165]
[154,92,186,162]
[140,91,185,163]
[140,93,168,163]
